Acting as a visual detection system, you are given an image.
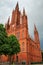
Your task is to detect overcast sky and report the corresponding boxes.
[0,0,43,50]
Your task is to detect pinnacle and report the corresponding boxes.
[7,17,10,24]
[15,2,19,10]
[16,2,19,7]
[23,8,25,15]
[34,24,38,32]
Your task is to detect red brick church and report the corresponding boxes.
[5,2,42,63]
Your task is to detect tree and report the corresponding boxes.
[0,24,8,62]
[0,24,8,53]
[8,35,20,63]
[0,24,20,64]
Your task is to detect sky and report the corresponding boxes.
[0,0,43,50]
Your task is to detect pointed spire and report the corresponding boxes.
[15,2,19,11]
[7,16,10,27]
[34,24,38,32]
[34,24,36,30]
[23,8,25,15]
[5,17,10,30]
[7,17,10,24]
[34,24,39,43]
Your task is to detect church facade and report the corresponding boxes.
[5,3,42,63]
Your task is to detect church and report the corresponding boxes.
[5,2,42,63]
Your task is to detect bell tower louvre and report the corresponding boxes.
[5,2,42,63]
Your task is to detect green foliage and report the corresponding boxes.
[0,24,7,36]
[0,44,11,55]
[0,24,8,55]
[0,24,20,63]
[0,24,5,31]
[8,35,20,55]
[0,24,8,45]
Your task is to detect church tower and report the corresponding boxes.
[34,24,42,61]
[5,2,29,63]
[5,2,42,63]
[34,24,41,49]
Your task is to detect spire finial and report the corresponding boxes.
[34,24,37,32]
[23,8,25,15]
[34,24,36,29]
[15,2,19,10]
[7,16,10,24]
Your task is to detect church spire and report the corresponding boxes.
[23,8,25,16]
[7,17,10,24]
[34,24,38,32]
[34,24,40,43]
[15,2,19,11]
[5,17,10,30]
